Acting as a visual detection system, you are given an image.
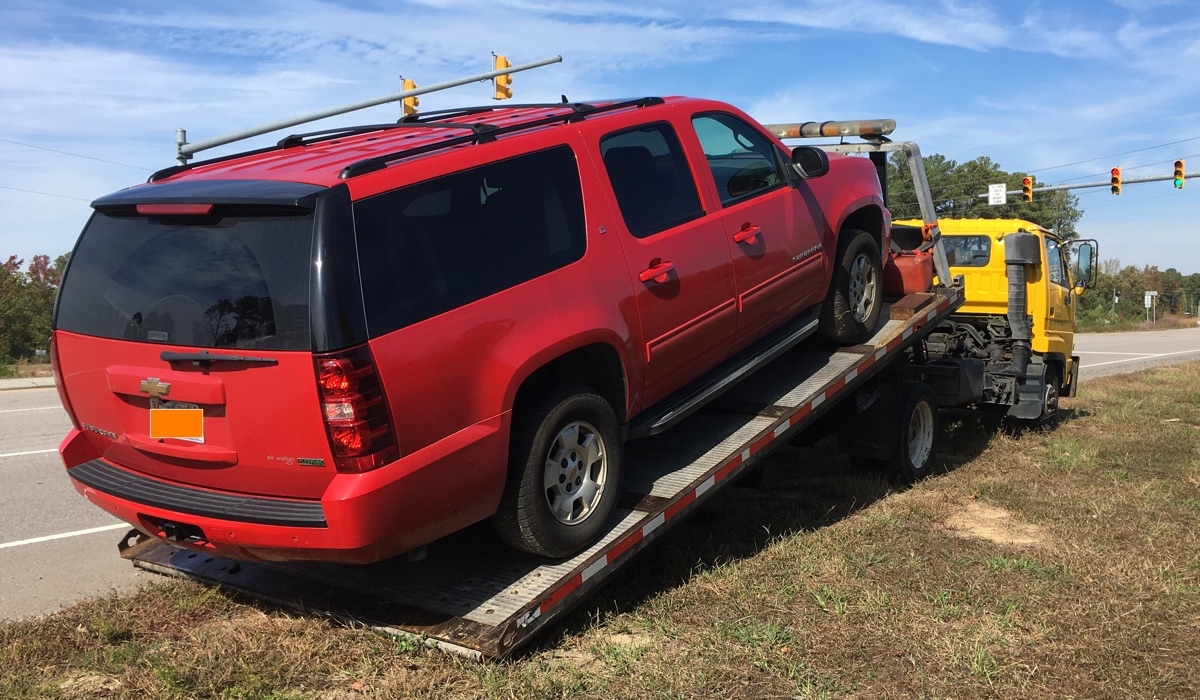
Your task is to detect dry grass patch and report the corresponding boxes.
[3,362,1199,698]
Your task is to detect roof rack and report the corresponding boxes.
[337,97,663,179]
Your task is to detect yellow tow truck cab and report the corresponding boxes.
[894,218,1097,422]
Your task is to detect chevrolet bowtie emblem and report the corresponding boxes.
[139,378,171,399]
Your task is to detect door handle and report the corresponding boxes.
[733,224,761,245]
[639,260,675,284]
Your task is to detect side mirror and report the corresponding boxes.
[791,146,830,179]
[1070,239,1099,289]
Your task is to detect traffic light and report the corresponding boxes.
[1110,166,1122,195]
[493,54,513,100]
[1021,176,1033,202]
[401,78,419,117]
[1174,159,1185,189]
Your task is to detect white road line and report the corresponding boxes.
[0,448,57,458]
[1076,351,1165,356]
[0,406,62,414]
[1084,348,1200,369]
[0,523,129,550]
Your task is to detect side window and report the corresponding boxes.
[1045,237,1067,287]
[944,235,991,267]
[691,113,787,205]
[600,123,703,238]
[354,145,586,336]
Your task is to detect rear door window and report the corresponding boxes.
[600,123,703,238]
[56,209,314,350]
[353,145,585,337]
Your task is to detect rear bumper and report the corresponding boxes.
[60,416,509,564]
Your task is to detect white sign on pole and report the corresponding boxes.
[1144,290,1157,309]
[988,183,1007,206]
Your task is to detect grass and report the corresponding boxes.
[3,362,1200,698]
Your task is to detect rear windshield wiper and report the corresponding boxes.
[160,350,279,366]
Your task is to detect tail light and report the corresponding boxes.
[313,345,399,473]
[50,334,80,430]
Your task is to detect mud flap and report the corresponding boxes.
[1007,359,1046,420]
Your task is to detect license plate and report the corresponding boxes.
[149,401,204,442]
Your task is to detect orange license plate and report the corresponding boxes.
[150,408,204,440]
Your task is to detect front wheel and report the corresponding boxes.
[492,387,622,558]
[819,229,883,345]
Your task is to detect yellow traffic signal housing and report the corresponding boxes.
[1021,176,1033,202]
[493,54,513,100]
[1174,159,1185,189]
[1110,166,1122,195]
[402,78,419,117]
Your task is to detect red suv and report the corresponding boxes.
[53,97,887,563]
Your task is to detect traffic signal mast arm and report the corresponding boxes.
[978,167,1199,199]
[175,55,561,164]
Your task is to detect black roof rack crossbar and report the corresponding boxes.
[340,97,664,179]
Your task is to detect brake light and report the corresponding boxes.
[49,334,80,429]
[313,345,398,473]
[136,203,215,216]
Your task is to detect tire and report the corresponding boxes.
[1035,365,1062,429]
[492,387,622,558]
[819,229,883,345]
[892,382,939,482]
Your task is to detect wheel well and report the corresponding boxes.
[513,344,627,423]
[842,206,885,252]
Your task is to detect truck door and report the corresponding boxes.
[1041,236,1074,362]
[599,122,738,407]
[688,112,826,344]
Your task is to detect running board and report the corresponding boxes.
[627,311,820,439]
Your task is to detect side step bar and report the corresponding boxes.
[627,310,820,439]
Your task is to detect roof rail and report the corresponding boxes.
[338,97,664,179]
[174,55,563,164]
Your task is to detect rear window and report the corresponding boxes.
[353,145,585,337]
[56,209,314,350]
[944,235,992,267]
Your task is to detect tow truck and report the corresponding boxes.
[110,109,991,658]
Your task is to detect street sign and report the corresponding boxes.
[1144,290,1157,309]
[988,183,1007,206]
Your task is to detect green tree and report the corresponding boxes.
[885,153,1084,239]
[0,254,63,362]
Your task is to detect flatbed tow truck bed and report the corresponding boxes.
[119,287,963,659]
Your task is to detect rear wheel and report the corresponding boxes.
[493,387,622,558]
[820,229,883,344]
[894,383,939,482]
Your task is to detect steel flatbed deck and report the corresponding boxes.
[120,287,963,659]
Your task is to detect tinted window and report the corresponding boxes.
[600,123,703,238]
[354,145,585,336]
[692,113,786,205]
[56,209,313,350]
[944,235,992,267]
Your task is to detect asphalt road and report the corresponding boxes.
[0,388,143,621]
[1075,325,1200,380]
[0,325,1197,622]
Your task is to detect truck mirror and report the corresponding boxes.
[791,146,830,179]
[1072,240,1098,289]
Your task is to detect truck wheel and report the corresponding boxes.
[1038,365,1061,428]
[493,387,622,558]
[893,382,939,482]
[819,229,883,344]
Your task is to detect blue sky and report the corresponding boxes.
[2,0,1199,272]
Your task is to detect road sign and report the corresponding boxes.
[1144,290,1157,309]
[988,183,1007,206]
